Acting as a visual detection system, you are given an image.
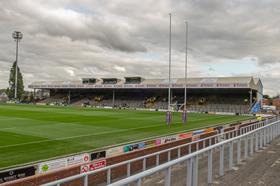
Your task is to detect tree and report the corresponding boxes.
[6,61,24,100]
[263,95,270,99]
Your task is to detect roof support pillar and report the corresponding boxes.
[68,90,71,105]
[112,90,115,107]
[33,88,36,103]
[250,89,252,108]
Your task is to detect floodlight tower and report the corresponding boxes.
[182,21,188,124]
[166,13,172,126]
[12,31,23,100]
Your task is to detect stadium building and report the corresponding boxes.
[0,92,8,103]
[29,76,263,114]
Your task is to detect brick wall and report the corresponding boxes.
[272,98,280,110]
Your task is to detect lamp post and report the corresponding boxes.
[182,21,188,124]
[12,31,23,100]
[166,13,172,126]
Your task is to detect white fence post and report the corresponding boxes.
[164,167,171,186]
[219,145,224,176]
[127,163,131,176]
[84,175,88,186]
[107,168,111,185]
[229,142,233,170]
[187,158,193,186]
[244,136,248,159]
[255,132,259,151]
[192,156,198,186]
[237,139,241,164]
[143,158,146,171]
[250,134,254,156]
[208,149,213,183]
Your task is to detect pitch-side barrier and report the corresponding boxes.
[43,117,278,186]
[107,118,280,186]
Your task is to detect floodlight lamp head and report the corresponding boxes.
[12,31,23,40]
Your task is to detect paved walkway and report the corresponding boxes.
[141,137,280,186]
[211,137,280,186]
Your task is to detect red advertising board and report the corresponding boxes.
[179,132,193,139]
[80,159,106,173]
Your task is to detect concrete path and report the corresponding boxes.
[140,137,280,186]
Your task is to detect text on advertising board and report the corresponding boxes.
[0,166,36,183]
[39,153,89,173]
[80,159,107,173]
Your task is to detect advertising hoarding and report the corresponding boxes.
[0,166,36,183]
[205,128,214,133]
[123,142,146,153]
[80,159,106,173]
[91,151,106,161]
[193,130,205,136]
[144,139,161,148]
[161,135,178,144]
[178,132,193,139]
[67,153,90,166]
[39,153,90,173]
[106,146,124,157]
[38,158,67,174]
[192,135,200,141]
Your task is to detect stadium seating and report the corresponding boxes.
[37,94,67,105]
[186,95,249,113]
[39,92,251,114]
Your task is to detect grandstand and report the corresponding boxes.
[29,76,263,114]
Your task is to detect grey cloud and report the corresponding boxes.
[1,0,280,95]
[0,0,146,53]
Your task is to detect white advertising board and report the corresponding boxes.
[38,153,90,173]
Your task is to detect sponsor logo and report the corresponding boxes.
[0,166,36,183]
[179,132,193,139]
[38,153,90,173]
[80,160,106,173]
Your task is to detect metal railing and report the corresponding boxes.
[42,117,278,186]
[107,118,280,186]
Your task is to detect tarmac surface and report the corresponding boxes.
[140,137,280,186]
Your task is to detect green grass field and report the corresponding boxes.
[0,104,252,169]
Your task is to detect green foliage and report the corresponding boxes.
[6,61,24,100]
[21,91,34,103]
[263,95,270,99]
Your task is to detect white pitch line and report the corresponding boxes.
[0,114,214,131]
[0,123,165,149]
[0,127,16,130]
[0,117,31,121]
[0,116,246,149]
[0,114,217,130]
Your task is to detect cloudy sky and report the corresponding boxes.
[0,0,280,95]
